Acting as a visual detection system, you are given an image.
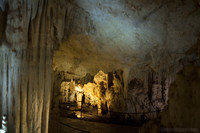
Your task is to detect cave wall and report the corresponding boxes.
[52,0,200,110]
[162,65,200,128]
[55,69,172,122]
[53,0,200,79]
[0,0,71,133]
[49,71,66,133]
[0,0,200,132]
[0,1,52,132]
[140,65,200,133]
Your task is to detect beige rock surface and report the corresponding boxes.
[0,0,200,133]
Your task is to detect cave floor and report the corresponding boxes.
[58,117,140,133]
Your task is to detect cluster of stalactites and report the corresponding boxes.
[59,70,126,115]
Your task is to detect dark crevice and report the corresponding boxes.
[0,3,8,46]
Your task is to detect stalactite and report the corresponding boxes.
[147,70,153,102]
[0,0,200,132]
[123,67,130,99]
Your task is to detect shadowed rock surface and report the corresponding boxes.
[0,0,200,133]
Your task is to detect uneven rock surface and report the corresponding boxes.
[57,70,171,122]
[53,0,200,79]
[0,0,61,133]
[0,0,200,133]
[161,65,200,128]
[52,1,200,124]
[140,65,200,133]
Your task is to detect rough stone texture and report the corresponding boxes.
[161,65,200,128]
[0,4,7,45]
[57,70,171,121]
[0,0,65,133]
[53,0,200,80]
[49,71,66,133]
[59,81,76,103]
[127,68,179,118]
[52,1,200,116]
[139,65,200,133]
[0,0,200,132]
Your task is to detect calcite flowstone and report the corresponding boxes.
[0,0,67,133]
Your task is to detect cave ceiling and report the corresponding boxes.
[53,0,200,78]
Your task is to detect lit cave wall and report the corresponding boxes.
[56,70,168,120]
[0,0,200,133]
[0,0,60,132]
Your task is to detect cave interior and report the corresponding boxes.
[0,0,200,133]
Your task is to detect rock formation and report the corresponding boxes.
[140,65,200,133]
[0,0,200,133]
[57,69,175,121]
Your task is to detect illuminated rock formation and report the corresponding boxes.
[59,70,170,119]
[0,0,200,132]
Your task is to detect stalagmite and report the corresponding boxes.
[0,0,200,132]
